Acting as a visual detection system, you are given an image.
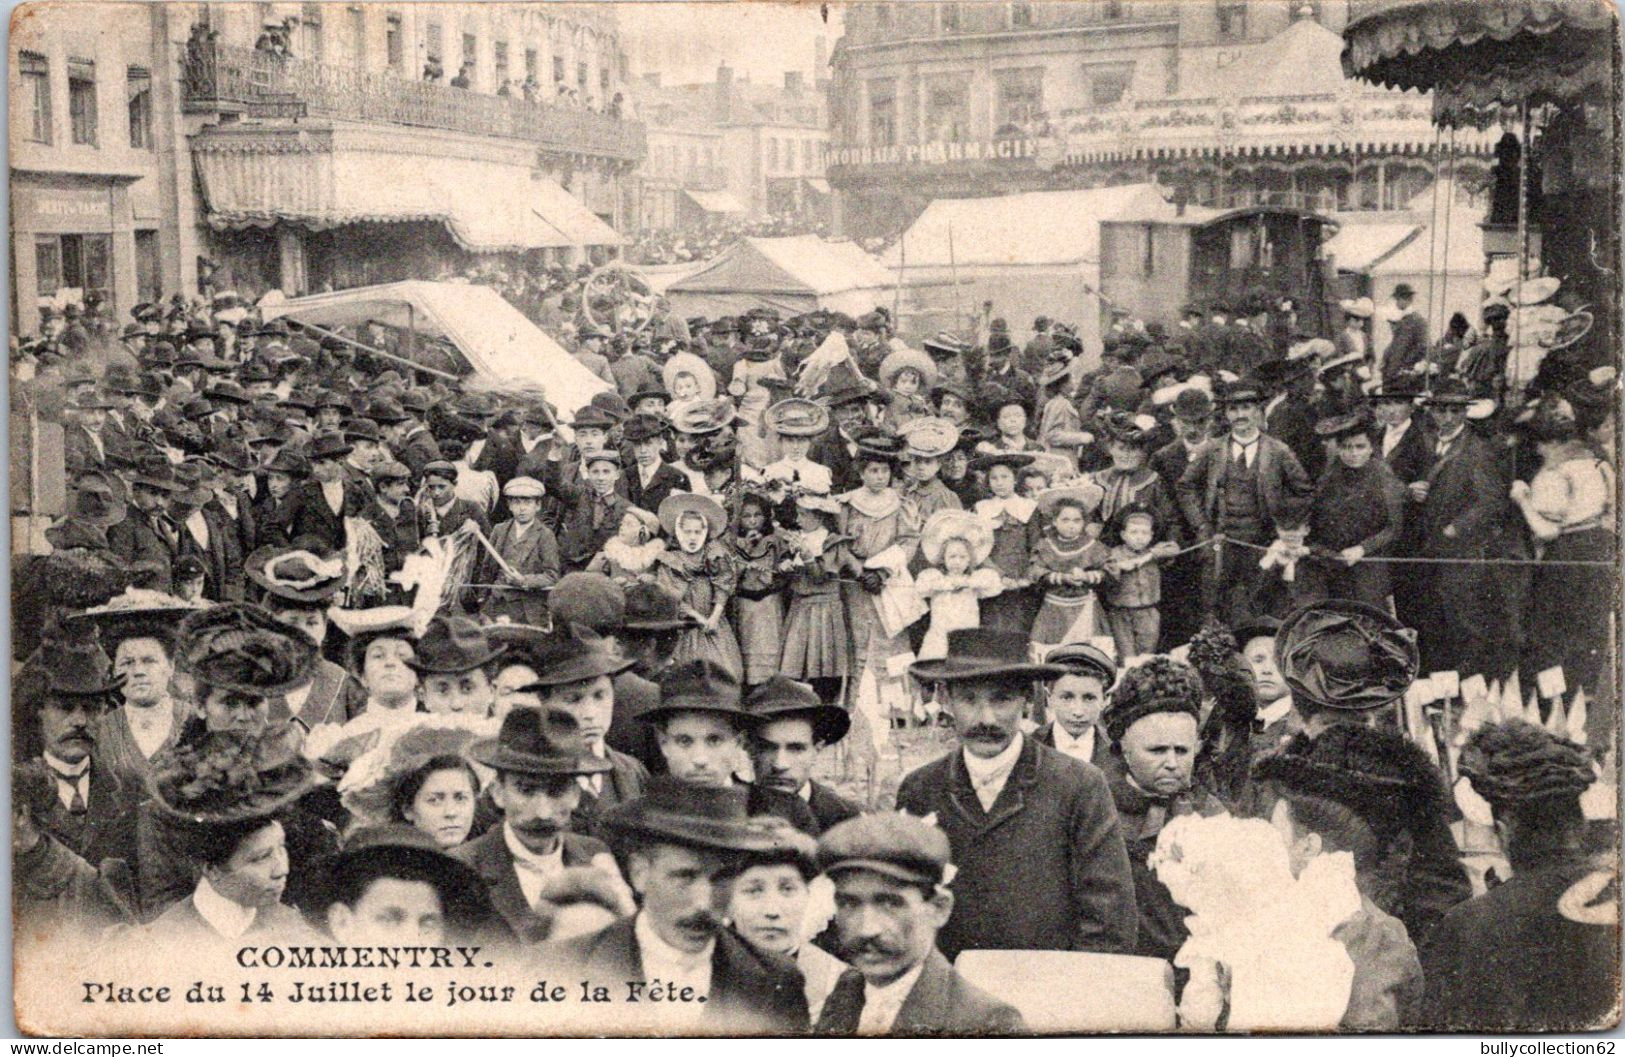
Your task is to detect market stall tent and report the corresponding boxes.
[883,183,1184,357]
[665,235,897,319]
[263,280,610,415]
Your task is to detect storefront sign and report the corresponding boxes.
[11,184,116,231]
[830,138,1039,167]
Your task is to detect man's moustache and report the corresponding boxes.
[675,911,720,934]
[842,937,905,961]
[963,725,1007,741]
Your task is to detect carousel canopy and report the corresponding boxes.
[1342,0,1618,127]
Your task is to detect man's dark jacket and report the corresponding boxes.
[815,949,1026,1036]
[895,736,1137,960]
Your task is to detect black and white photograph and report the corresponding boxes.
[7,0,1621,1038]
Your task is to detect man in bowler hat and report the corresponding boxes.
[741,676,862,832]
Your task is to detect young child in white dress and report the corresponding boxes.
[914,509,1002,661]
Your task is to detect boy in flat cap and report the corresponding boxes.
[900,628,1136,960]
[475,476,561,626]
[814,812,1025,1035]
[1033,642,1115,769]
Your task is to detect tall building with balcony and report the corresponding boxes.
[10,5,187,335]
[180,3,645,295]
[633,63,830,229]
[827,0,1496,240]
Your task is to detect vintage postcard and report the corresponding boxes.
[10,0,1621,1038]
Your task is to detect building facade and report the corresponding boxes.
[826,0,1497,240]
[10,2,646,333]
[634,64,830,227]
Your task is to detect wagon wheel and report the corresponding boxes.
[580,261,656,337]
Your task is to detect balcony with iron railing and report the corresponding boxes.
[182,41,645,162]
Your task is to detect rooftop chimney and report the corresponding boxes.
[784,70,804,94]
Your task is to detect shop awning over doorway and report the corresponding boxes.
[194,147,621,252]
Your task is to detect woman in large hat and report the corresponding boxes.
[339,721,488,849]
[141,729,321,945]
[653,493,743,682]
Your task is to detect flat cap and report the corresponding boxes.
[503,475,546,498]
[817,812,953,888]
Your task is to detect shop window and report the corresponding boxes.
[995,68,1044,132]
[425,21,443,64]
[135,230,161,304]
[386,14,403,70]
[494,41,509,85]
[868,79,897,147]
[462,32,477,71]
[1217,2,1247,40]
[1010,2,1034,28]
[524,48,538,81]
[36,234,112,306]
[299,4,323,61]
[127,66,152,149]
[924,75,970,143]
[68,59,97,147]
[347,7,365,69]
[21,52,52,144]
[1092,70,1131,106]
[553,55,566,85]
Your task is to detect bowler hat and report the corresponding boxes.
[909,628,1066,684]
[571,405,618,432]
[367,398,410,424]
[601,776,817,858]
[622,413,668,444]
[308,432,354,461]
[643,659,748,723]
[409,615,507,674]
[469,706,612,777]
[1275,599,1419,712]
[514,626,634,688]
[549,572,627,633]
[621,581,697,633]
[343,418,382,442]
[1171,387,1215,421]
[742,676,850,745]
[816,812,952,888]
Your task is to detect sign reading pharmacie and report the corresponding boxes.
[829,137,1041,168]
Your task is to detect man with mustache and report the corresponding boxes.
[815,812,1025,1035]
[741,676,861,832]
[453,706,631,946]
[897,629,1137,960]
[15,644,140,871]
[548,777,815,1033]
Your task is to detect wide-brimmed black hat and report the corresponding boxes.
[308,432,353,461]
[909,628,1066,683]
[176,602,319,696]
[34,643,124,705]
[1366,375,1425,401]
[408,615,507,674]
[601,776,818,858]
[742,676,850,745]
[622,413,668,444]
[325,823,494,925]
[245,546,344,605]
[1423,376,1473,407]
[570,405,618,432]
[642,659,747,723]
[469,706,612,777]
[1275,599,1419,712]
[514,626,634,689]
[67,589,205,652]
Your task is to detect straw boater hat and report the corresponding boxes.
[920,508,994,567]
[1034,479,1105,519]
[741,675,851,746]
[1274,599,1419,713]
[764,397,829,437]
[662,352,717,402]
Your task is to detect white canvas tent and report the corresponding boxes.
[263,280,610,415]
[883,184,1183,355]
[665,235,897,318]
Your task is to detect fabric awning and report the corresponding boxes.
[682,189,746,215]
[1341,0,1615,127]
[194,147,621,251]
[1321,222,1419,272]
[803,178,831,196]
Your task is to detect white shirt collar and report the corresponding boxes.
[962,733,1023,810]
[798,781,814,802]
[634,910,714,1015]
[858,960,926,1035]
[192,874,258,938]
[43,750,89,779]
[503,822,565,909]
[1051,724,1096,763]
[1257,695,1295,727]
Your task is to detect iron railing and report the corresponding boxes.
[182,41,645,161]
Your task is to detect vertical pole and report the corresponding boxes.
[1513,100,1530,392]
[947,222,963,333]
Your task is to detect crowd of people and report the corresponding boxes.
[11,276,1618,1033]
[629,216,833,265]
